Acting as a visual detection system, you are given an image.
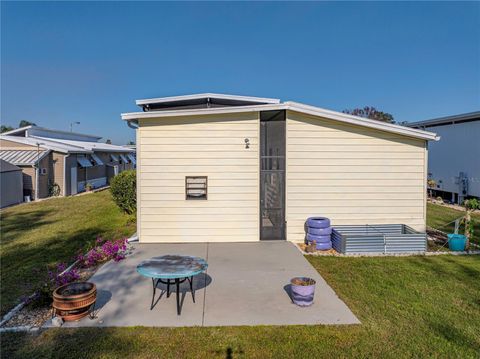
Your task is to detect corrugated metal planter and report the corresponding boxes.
[332,224,427,254]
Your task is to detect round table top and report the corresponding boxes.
[136,255,208,279]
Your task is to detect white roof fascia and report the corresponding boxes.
[122,102,439,141]
[1,125,33,136]
[135,93,281,106]
[285,102,440,141]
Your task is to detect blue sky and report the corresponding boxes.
[2,2,479,144]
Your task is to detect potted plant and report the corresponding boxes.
[85,183,93,192]
[290,277,316,307]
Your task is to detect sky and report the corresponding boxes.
[1,1,479,145]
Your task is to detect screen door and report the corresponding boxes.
[260,111,286,240]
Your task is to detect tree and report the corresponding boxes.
[18,120,36,127]
[343,107,395,124]
[126,141,135,146]
[105,139,112,144]
[0,125,14,133]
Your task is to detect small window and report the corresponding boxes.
[186,176,207,200]
[40,168,47,175]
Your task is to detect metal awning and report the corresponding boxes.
[110,154,119,162]
[127,154,136,165]
[0,150,47,166]
[119,154,129,163]
[77,156,93,168]
[91,153,104,166]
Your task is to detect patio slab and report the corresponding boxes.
[53,241,359,328]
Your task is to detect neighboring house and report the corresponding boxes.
[0,126,135,200]
[121,93,439,243]
[407,111,480,204]
[0,159,23,208]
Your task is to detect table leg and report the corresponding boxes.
[167,279,171,298]
[176,278,181,315]
[188,276,195,303]
[150,278,156,310]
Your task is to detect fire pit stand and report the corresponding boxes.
[52,282,97,321]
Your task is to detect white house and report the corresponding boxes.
[408,111,480,204]
[122,93,439,243]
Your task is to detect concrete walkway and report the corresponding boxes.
[57,242,359,327]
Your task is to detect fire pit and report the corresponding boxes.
[52,282,96,321]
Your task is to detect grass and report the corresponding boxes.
[427,202,480,244]
[0,190,135,315]
[1,255,479,358]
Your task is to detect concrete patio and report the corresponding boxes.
[55,241,359,327]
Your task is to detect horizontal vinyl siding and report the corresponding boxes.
[286,111,427,242]
[138,113,259,243]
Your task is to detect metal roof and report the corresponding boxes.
[135,93,281,107]
[0,150,49,166]
[0,135,90,154]
[2,125,102,140]
[406,111,480,128]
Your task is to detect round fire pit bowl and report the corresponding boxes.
[52,282,97,321]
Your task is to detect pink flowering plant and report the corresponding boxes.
[77,237,130,268]
[26,238,129,308]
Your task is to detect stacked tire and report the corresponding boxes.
[306,217,332,251]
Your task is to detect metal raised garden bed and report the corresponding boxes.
[331,224,427,254]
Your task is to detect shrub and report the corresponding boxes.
[110,170,136,214]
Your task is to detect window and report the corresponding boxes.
[185,176,207,200]
[40,168,47,175]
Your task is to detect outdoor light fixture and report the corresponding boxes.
[70,121,80,132]
[244,138,250,149]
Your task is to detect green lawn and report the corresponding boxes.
[427,202,480,244]
[2,255,479,358]
[0,190,135,315]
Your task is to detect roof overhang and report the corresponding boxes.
[122,102,439,142]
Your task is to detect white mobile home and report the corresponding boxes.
[122,93,439,243]
[408,112,480,204]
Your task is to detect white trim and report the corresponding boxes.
[135,93,281,106]
[63,154,69,196]
[122,102,439,141]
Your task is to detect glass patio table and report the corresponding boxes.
[136,255,208,315]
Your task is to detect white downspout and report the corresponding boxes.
[34,165,39,201]
[63,154,70,196]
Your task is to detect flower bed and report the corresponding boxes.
[1,237,132,329]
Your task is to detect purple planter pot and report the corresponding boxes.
[290,277,316,307]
